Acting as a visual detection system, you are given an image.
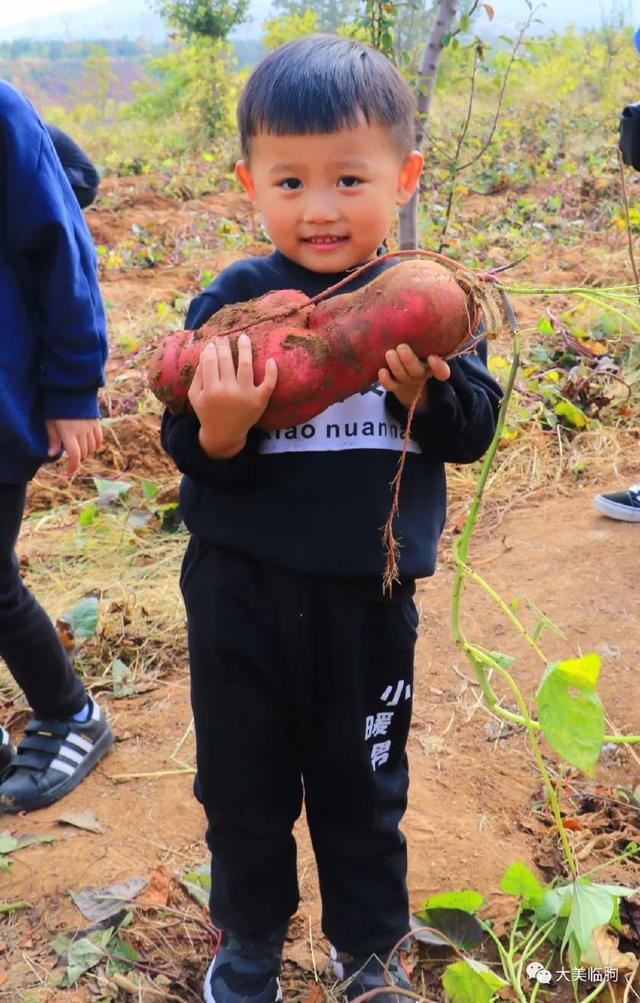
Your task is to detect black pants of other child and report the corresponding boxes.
[182,542,417,956]
[0,483,86,718]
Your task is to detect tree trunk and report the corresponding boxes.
[397,0,458,249]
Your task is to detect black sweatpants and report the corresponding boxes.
[181,541,418,955]
[0,483,86,719]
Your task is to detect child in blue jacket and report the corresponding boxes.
[0,81,113,813]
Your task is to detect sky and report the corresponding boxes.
[0,0,638,33]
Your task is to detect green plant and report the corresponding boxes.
[438,294,640,1001]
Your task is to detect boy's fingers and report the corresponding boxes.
[378,367,396,391]
[385,349,409,382]
[396,344,427,378]
[426,354,451,381]
[199,342,220,387]
[65,439,81,476]
[257,358,278,401]
[236,334,255,388]
[216,337,236,382]
[47,430,62,456]
[189,360,204,402]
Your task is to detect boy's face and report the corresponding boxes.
[235,120,423,273]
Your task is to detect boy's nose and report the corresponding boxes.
[301,193,340,224]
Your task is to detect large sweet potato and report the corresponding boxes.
[148,259,479,431]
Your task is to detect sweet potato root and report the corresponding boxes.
[148,258,480,431]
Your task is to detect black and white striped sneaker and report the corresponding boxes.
[0,698,113,813]
[0,725,13,782]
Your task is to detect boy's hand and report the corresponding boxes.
[379,345,451,411]
[189,333,278,459]
[46,418,103,477]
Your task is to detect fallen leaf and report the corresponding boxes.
[0,971,7,986]
[582,925,637,972]
[70,876,148,923]
[136,864,171,909]
[561,818,583,832]
[57,809,106,834]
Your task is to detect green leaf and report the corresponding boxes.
[554,399,588,428]
[52,935,71,955]
[105,936,138,976]
[111,658,135,698]
[57,596,99,643]
[487,650,515,670]
[421,889,484,913]
[411,908,483,949]
[0,832,19,855]
[592,884,637,898]
[442,959,506,1003]
[141,479,159,501]
[537,316,553,335]
[93,478,133,505]
[78,501,99,526]
[562,881,615,958]
[535,883,573,923]
[500,861,544,907]
[535,656,605,775]
[547,195,562,211]
[180,864,211,907]
[64,937,104,984]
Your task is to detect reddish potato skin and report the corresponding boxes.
[148,260,477,431]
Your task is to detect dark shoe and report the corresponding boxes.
[203,927,286,1003]
[0,726,13,782]
[331,946,413,1003]
[594,483,640,522]
[0,698,113,813]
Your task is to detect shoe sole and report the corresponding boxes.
[0,724,114,813]
[203,959,283,1003]
[594,495,640,522]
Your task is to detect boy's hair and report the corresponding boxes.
[237,34,416,160]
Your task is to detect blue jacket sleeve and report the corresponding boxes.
[5,92,107,419]
[385,347,502,463]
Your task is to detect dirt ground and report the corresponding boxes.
[1,178,640,1001]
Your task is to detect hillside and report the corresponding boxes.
[0,55,149,107]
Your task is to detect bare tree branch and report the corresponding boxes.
[398,0,458,248]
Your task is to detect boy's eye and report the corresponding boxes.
[337,176,362,188]
[279,177,302,191]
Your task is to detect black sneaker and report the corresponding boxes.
[203,927,287,1003]
[0,698,113,813]
[0,726,13,783]
[331,946,413,1003]
[594,483,640,522]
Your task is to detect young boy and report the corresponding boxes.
[162,35,502,1003]
[0,81,112,812]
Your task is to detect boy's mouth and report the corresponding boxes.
[301,235,348,249]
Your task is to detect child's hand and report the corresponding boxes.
[46,418,103,477]
[379,345,451,411]
[189,333,278,459]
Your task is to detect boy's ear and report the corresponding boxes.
[235,160,256,201]
[396,151,424,205]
